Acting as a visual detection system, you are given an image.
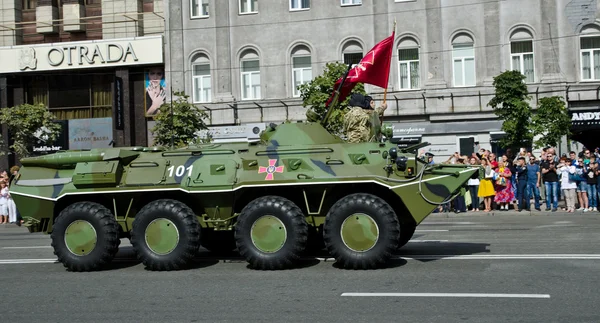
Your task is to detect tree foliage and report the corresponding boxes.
[0,103,62,158]
[488,70,534,149]
[151,91,209,148]
[488,70,572,150]
[298,62,366,136]
[531,96,572,149]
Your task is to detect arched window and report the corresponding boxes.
[398,37,420,90]
[510,29,535,83]
[452,33,475,87]
[291,45,312,97]
[342,40,363,67]
[191,53,211,103]
[240,49,261,100]
[580,25,600,80]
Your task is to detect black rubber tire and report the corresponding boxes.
[200,229,237,254]
[130,199,201,271]
[234,196,308,270]
[397,220,416,249]
[51,201,120,272]
[323,193,400,269]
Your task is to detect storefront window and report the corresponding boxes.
[26,74,113,120]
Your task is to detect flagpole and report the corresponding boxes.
[321,63,353,126]
[383,19,397,105]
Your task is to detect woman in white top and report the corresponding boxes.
[558,156,577,212]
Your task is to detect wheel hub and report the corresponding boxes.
[64,220,98,256]
[250,215,287,253]
[340,213,380,252]
[145,218,180,255]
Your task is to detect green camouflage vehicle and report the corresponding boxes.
[10,122,479,272]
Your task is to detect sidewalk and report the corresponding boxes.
[430,208,599,217]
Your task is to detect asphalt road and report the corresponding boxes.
[1,211,600,323]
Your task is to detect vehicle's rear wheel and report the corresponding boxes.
[235,196,308,270]
[323,193,400,269]
[130,199,201,271]
[51,201,120,272]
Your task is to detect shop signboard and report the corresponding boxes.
[31,120,69,155]
[569,109,600,132]
[114,76,124,130]
[68,117,113,150]
[0,36,163,73]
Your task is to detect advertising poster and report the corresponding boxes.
[144,67,166,117]
[68,117,114,150]
[31,120,69,156]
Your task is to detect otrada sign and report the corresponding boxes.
[0,35,163,73]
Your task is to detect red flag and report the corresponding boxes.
[326,31,395,108]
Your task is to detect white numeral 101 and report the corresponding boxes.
[167,165,193,177]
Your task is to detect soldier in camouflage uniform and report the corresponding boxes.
[343,93,388,143]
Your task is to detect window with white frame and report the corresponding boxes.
[398,38,420,89]
[341,0,361,5]
[581,36,600,80]
[291,46,312,97]
[290,0,310,10]
[510,40,534,83]
[342,40,363,67]
[452,35,475,87]
[191,54,211,103]
[240,0,257,14]
[241,51,261,100]
[191,0,209,18]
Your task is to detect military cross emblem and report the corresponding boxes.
[258,159,284,180]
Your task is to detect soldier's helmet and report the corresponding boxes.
[349,93,373,109]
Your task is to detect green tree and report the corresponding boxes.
[297,62,366,135]
[531,96,571,149]
[151,91,209,148]
[487,70,534,149]
[0,103,62,158]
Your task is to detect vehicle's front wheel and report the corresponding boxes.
[323,193,400,269]
[130,199,201,271]
[51,201,120,272]
[235,196,308,270]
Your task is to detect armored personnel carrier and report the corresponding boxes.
[10,122,479,272]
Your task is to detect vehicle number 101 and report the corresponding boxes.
[167,165,193,177]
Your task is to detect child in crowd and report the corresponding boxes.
[0,180,8,224]
[587,161,599,212]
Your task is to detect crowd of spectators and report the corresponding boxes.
[438,146,600,213]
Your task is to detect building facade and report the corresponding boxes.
[0,0,165,168]
[164,0,600,161]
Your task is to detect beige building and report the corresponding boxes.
[0,0,166,168]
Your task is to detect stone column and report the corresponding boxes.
[424,0,447,88]
[0,0,23,46]
[483,1,500,86]
[114,68,132,147]
[101,0,143,39]
[131,69,147,147]
[372,0,392,92]
[213,0,234,102]
[36,0,59,34]
[61,0,86,32]
[540,1,565,83]
[164,0,184,100]
[0,77,9,170]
